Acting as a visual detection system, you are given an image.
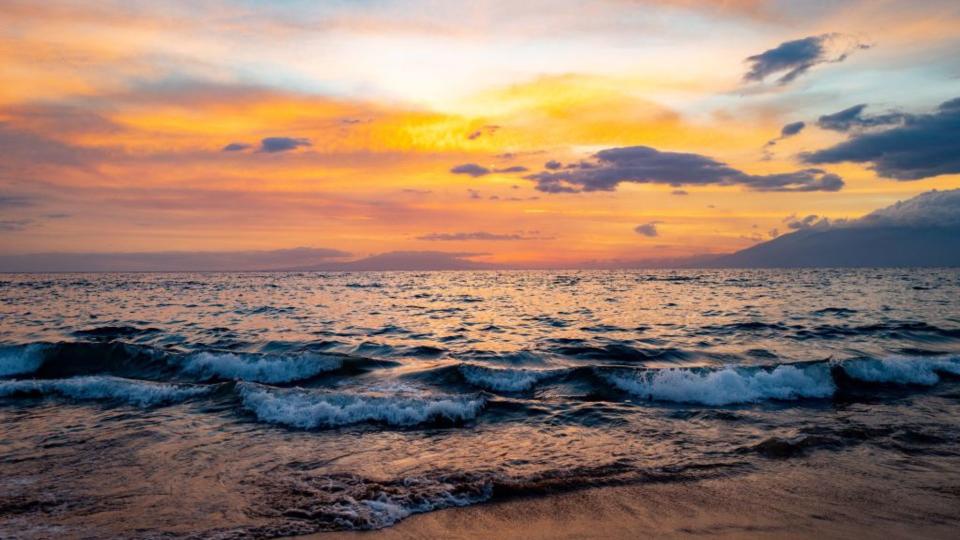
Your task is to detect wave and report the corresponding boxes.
[238,383,486,429]
[458,364,566,392]
[601,355,960,406]
[603,364,836,406]
[837,355,960,386]
[0,375,210,407]
[0,344,47,377]
[174,351,344,383]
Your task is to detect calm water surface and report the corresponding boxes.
[1,270,959,538]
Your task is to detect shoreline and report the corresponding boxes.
[305,450,960,539]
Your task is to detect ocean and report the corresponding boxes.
[2,269,960,538]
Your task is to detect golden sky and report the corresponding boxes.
[1,0,959,266]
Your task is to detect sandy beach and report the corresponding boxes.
[318,449,960,540]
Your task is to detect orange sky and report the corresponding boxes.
[1,0,959,266]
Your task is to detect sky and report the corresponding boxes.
[1,0,959,268]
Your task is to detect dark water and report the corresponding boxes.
[1,269,960,538]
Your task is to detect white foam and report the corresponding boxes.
[0,376,209,407]
[459,364,564,392]
[238,383,485,428]
[176,351,343,383]
[0,344,46,377]
[839,356,960,386]
[605,364,836,406]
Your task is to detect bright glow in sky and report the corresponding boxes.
[1,0,959,266]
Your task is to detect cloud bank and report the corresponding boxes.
[523,146,844,193]
[804,97,960,180]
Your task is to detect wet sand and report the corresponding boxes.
[315,449,960,539]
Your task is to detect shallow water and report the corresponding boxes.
[1,270,960,538]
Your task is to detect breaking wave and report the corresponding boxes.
[0,375,210,407]
[458,364,565,392]
[603,364,836,406]
[0,344,47,377]
[237,383,486,429]
[174,351,344,383]
[602,356,960,405]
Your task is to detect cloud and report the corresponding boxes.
[495,165,528,173]
[854,188,960,228]
[545,160,563,170]
[634,222,660,237]
[671,189,689,196]
[222,142,252,152]
[783,214,832,230]
[467,125,500,140]
[450,163,529,177]
[451,163,491,177]
[780,121,806,137]
[763,120,806,158]
[524,145,844,193]
[803,97,960,180]
[0,194,34,208]
[816,104,910,132]
[0,247,351,272]
[416,231,549,241]
[0,219,33,232]
[743,34,868,86]
[258,137,312,153]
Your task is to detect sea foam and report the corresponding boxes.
[604,364,836,406]
[0,344,47,377]
[459,364,564,392]
[838,355,960,385]
[0,375,209,407]
[238,383,485,428]
[176,351,343,383]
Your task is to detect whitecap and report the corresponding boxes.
[0,376,209,407]
[604,364,836,406]
[0,344,47,377]
[459,364,564,392]
[238,383,485,428]
[175,351,343,383]
[839,355,960,386]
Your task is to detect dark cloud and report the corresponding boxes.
[0,219,32,232]
[0,247,351,272]
[450,163,528,177]
[258,137,312,153]
[816,104,909,132]
[780,121,806,137]
[524,145,843,193]
[803,97,960,180]
[451,163,491,177]
[545,160,562,170]
[416,231,549,241]
[0,194,34,208]
[783,214,832,230]
[743,34,868,86]
[634,222,660,237]
[222,142,252,152]
[467,125,500,140]
[401,188,432,195]
[763,121,806,158]
[671,189,689,196]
